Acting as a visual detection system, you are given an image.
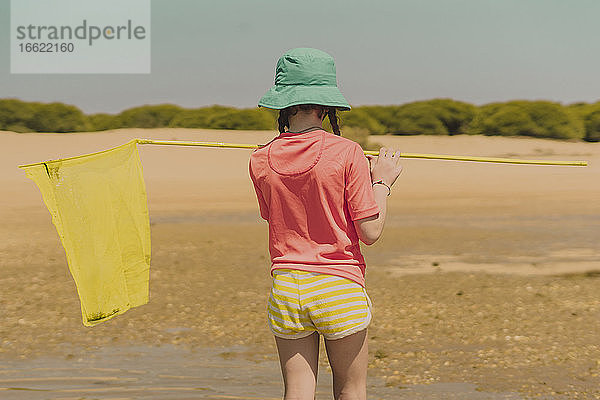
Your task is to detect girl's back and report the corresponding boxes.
[249,128,379,287]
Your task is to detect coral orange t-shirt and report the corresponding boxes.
[248,128,379,287]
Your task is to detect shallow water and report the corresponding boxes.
[0,344,525,399]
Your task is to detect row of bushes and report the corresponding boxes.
[341,99,600,142]
[1,98,599,141]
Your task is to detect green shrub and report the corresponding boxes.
[359,105,397,133]
[87,113,120,131]
[4,124,31,133]
[426,99,477,135]
[339,108,386,134]
[354,99,476,136]
[207,108,275,130]
[468,101,583,140]
[169,106,275,130]
[583,110,600,142]
[28,102,90,133]
[116,104,183,128]
[469,103,538,136]
[169,105,232,128]
[390,102,448,135]
[527,101,584,139]
[570,101,600,142]
[0,98,36,132]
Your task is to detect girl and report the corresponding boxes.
[249,48,403,400]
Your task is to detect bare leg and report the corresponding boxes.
[324,329,368,400]
[274,332,320,400]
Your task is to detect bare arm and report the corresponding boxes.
[353,147,403,245]
[354,184,389,245]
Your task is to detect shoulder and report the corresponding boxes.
[324,132,358,146]
[323,132,363,156]
[320,134,365,171]
[250,137,276,161]
[328,134,366,162]
[249,137,276,177]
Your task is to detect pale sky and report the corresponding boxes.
[1,0,599,114]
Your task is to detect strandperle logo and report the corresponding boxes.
[11,0,151,74]
[15,20,147,46]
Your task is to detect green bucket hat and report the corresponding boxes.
[258,48,351,111]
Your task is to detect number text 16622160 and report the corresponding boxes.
[18,42,75,53]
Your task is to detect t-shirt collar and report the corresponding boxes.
[278,128,324,138]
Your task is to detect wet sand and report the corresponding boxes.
[0,344,526,399]
[1,129,599,399]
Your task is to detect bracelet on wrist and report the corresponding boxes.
[372,180,391,196]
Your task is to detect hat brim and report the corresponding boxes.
[258,85,351,111]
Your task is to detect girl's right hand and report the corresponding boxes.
[366,147,403,187]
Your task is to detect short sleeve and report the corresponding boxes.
[249,156,269,221]
[344,143,380,221]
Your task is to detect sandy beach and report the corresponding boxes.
[1,128,599,399]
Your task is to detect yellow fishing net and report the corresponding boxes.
[19,140,151,326]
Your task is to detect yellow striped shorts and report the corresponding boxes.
[267,269,373,340]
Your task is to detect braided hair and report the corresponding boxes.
[278,104,341,136]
